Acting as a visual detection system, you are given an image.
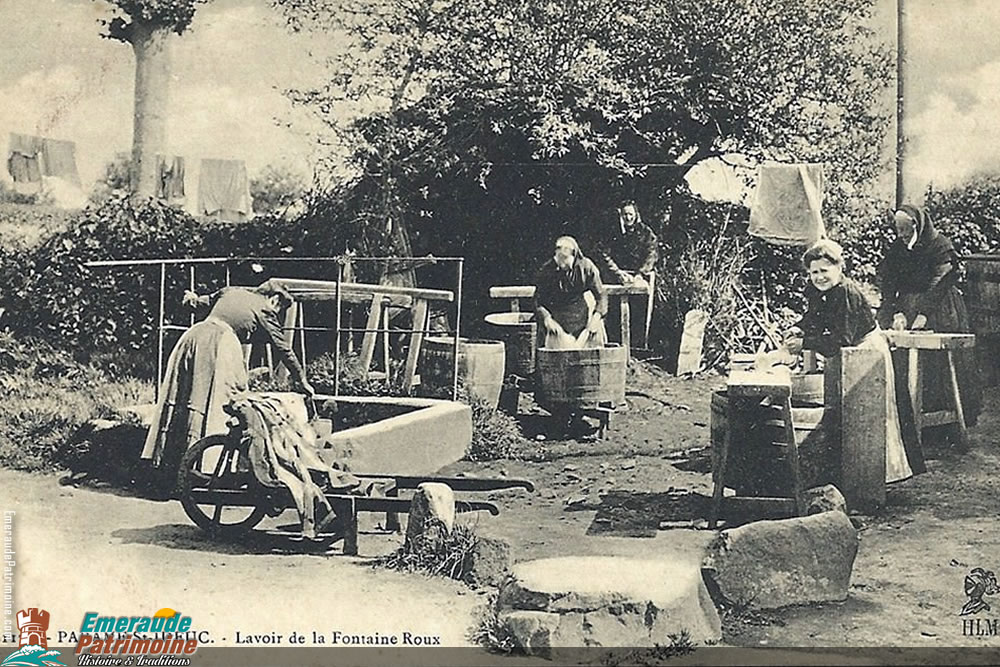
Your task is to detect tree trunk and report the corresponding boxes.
[130,21,172,202]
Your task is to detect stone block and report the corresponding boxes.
[497,556,721,648]
[703,511,859,610]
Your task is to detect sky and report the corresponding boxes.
[2,0,1000,204]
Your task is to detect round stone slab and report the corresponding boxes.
[498,556,721,651]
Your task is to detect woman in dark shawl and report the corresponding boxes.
[878,204,982,428]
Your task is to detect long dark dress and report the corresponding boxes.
[141,285,308,484]
[878,206,983,428]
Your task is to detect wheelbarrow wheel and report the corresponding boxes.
[178,434,267,539]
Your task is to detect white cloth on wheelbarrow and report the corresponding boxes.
[225,393,359,538]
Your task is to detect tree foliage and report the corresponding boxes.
[276,0,894,339]
[98,0,209,42]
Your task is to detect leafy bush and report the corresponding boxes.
[0,202,70,248]
[0,193,205,356]
[0,180,52,206]
[925,177,1000,257]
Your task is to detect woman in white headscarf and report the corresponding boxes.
[533,235,608,349]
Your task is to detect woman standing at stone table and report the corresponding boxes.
[877,204,983,430]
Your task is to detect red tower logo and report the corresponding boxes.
[16,608,49,649]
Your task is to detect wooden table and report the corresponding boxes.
[883,330,975,450]
[489,283,650,361]
[709,366,802,528]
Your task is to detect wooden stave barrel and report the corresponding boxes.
[484,312,537,376]
[710,390,837,497]
[420,337,505,410]
[535,343,626,410]
[791,372,824,405]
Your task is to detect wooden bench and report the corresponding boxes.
[489,283,650,361]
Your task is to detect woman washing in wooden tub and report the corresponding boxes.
[778,239,913,483]
[141,279,314,495]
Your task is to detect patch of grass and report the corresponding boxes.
[0,333,152,472]
[465,393,525,462]
[469,591,519,655]
[600,631,697,666]
[373,522,482,582]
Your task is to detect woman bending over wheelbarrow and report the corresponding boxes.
[141,279,314,495]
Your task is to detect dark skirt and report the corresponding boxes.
[141,317,249,479]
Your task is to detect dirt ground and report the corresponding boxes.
[4,360,1000,655]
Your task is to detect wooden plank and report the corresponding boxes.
[907,347,923,455]
[922,410,959,428]
[726,367,792,399]
[403,298,430,393]
[947,351,969,447]
[489,284,649,299]
[826,347,886,513]
[721,496,798,517]
[271,277,454,303]
[780,396,804,516]
[620,296,632,363]
[883,331,975,350]
[358,293,385,380]
[708,391,733,529]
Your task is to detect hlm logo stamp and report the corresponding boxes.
[961,567,1000,637]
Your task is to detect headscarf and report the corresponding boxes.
[882,204,958,292]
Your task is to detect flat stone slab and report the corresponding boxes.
[498,556,721,652]
[703,511,859,610]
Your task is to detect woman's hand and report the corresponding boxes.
[586,312,603,334]
[182,290,200,308]
[892,312,908,331]
[544,315,563,335]
[911,314,928,330]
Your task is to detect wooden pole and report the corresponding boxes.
[895,0,905,207]
[156,262,166,402]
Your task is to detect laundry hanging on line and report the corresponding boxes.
[157,155,186,201]
[6,132,82,187]
[7,133,43,184]
[748,163,826,246]
[198,158,253,221]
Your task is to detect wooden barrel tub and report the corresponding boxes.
[710,390,837,497]
[484,312,537,377]
[420,337,506,410]
[536,343,626,410]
